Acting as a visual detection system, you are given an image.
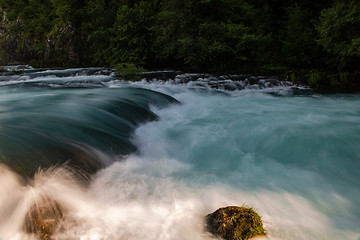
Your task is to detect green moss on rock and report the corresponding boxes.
[206,206,265,240]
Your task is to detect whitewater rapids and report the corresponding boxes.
[0,67,359,240]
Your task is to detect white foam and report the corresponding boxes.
[52,156,356,239]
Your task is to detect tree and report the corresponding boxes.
[280,3,319,68]
[0,0,54,64]
[316,0,360,57]
[107,1,155,66]
[82,0,119,65]
[151,0,268,72]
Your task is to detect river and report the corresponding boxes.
[0,67,359,240]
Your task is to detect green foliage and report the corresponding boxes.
[81,0,118,65]
[50,0,72,22]
[115,62,145,80]
[281,4,319,68]
[151,0,195,68]
[151,0,267,72]
[0,0,358,90]
[50,0,85,27]
[177,22,229,71]
[339,72,350,85]
[6,11,17,21]
[0,0,54,64]
[107,1,154,66]
[308,70,322,89]
[260,65,288,75]
[223,22,268,70]
[316,1,360,57]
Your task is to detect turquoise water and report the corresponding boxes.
[0,68,359,239]
[127,85,360,240]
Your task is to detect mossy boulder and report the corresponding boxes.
[206,206,265,240]
[24,198,63,240]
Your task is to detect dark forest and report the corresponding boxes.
[0,0,359,91]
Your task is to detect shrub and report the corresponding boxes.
[115,62,145,81]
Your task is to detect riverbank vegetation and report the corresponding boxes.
[0,0,359,91]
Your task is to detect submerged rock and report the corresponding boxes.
[25,198,63,240]
[206,206,265,240]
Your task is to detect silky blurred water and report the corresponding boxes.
[0,68,359,239]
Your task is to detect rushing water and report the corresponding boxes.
[0,67,359,240]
